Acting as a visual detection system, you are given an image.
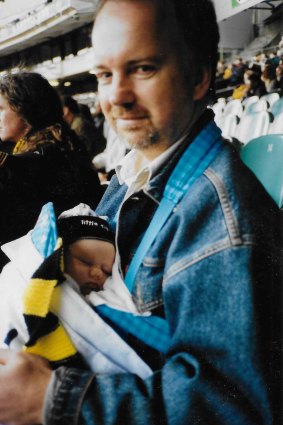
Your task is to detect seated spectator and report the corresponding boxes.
[222,63,232,81]
[0,71,103,271]
[265,51,280,69]
[249,52,263,75]
[62,95,106,158]
[92,127,131,183]
[244,71,267,98]
[78,103,94,123]
[230,57,247,86]
[274,63,283,94]
[231,76,248,100]
[261,64,277,93]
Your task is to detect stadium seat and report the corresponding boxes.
[216,113,239,139]
[234,111,271,145]
[244,98,268,115]
[268,111,283,134]
[240,134,283,208]
[223,99,243,118]
[216,97,226,105]
[210,102,225,124]
[270,97,283,117]
[261,92,280,109]
[242,95,259,111]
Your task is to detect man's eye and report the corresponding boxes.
[135,65,156,76]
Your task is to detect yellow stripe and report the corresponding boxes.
[0,152,8,166]
[24,324,77,361]
[23,279,57,317]
[13,139,26,153]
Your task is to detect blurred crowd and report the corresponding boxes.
[215,37,283,100]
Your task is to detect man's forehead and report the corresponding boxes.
[92,0,167,40]
[92,0,172,66]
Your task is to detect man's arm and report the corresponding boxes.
[0,350,51,425]
[42,247,276,425]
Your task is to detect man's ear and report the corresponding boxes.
[193,69,211,101]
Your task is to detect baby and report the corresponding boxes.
[58,209,116,295]
[0,203,153,377]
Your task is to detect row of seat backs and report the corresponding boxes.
[240,134,283,208]
[212,94,283,119]
[216,110,283,145]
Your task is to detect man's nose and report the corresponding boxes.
[109,75,135,106]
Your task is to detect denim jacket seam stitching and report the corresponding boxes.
[48,368,69,424]
[163,239,246,284]
[73,373,95,425]
[50,369,93,425]
[204,168,242,245]
[133,297,164,312]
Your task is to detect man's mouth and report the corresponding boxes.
[115,116,147,128]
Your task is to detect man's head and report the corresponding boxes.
[92,0,219,158]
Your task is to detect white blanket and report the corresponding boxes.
[0,232,152,378]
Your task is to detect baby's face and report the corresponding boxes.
[65,239,115,295]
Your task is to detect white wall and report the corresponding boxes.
[219,10,253,50]
[0,0,45,25]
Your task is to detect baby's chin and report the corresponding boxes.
[80,283,104,295]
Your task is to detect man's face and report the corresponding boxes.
[92,1,196,157]
[0,95,30,142]
[65,239,115,295]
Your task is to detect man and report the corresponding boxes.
[0,1,281,424]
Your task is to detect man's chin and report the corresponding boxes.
[117,129,160,150]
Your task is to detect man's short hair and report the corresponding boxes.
[93,0,219,94]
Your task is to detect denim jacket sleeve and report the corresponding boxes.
[43,146,281,425]
[43,244,279,425]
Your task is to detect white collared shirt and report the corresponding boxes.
[116,134,187,201]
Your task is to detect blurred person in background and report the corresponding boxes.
[79,102,95,123]
[274,62,283,94]
[244,71,267,98]
[62,95,106,158]
[261,63,277,93]
[0,71,103,271]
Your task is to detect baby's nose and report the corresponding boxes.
[89,267,106,286]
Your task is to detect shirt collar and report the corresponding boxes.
[116,133,187,189]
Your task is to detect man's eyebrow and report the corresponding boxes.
[93,55,165,70]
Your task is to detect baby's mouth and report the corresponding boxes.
[80,283,103,295]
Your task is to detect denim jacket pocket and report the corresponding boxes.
[132,256,165,313]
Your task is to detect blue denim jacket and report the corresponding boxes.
[44,115,281,425]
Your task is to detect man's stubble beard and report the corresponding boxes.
[117,128,161,150]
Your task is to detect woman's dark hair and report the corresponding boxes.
[0,71,63,131]
[94,0,219,93]
[262,64,276,80]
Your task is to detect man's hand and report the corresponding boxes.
[0,349,52,425]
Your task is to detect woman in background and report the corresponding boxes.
[0,71,103,270]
